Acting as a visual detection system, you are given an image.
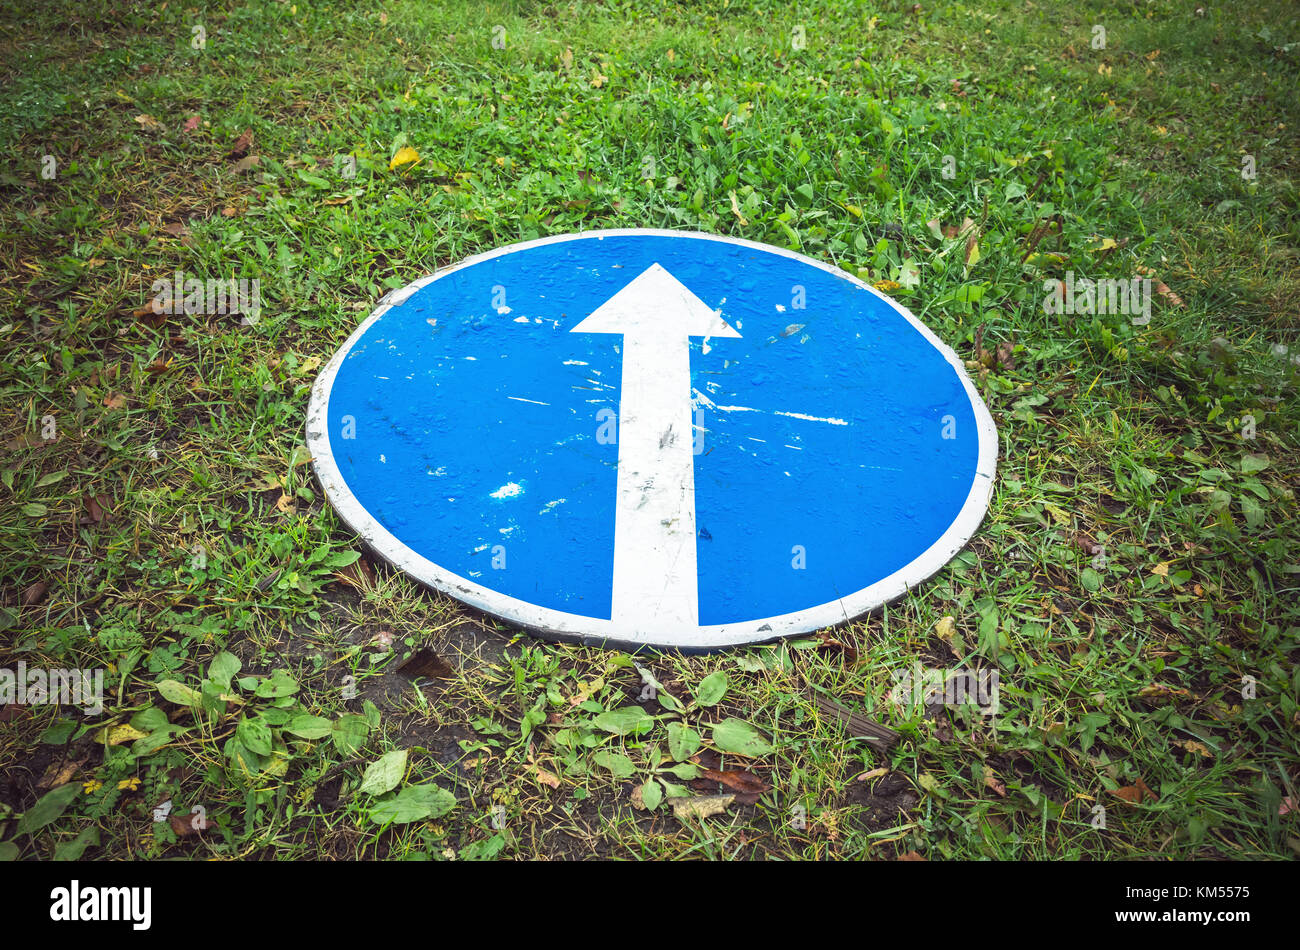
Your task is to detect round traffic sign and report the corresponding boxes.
[307,230,997,649]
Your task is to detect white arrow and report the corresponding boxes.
[571,263,740,634]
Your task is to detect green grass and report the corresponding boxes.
[1,0,1298,860]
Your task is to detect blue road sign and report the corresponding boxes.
[307,230,997,650]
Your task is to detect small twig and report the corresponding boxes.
[802,685,901,755]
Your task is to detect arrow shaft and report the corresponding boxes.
[609,334,698,629]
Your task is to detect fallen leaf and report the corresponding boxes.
[134,114,162,131]
[389,146,420,171]
[729,191,748,226]
[169,809,214,837]
[854,767,889,782]
[227,129,254,159]
[897,850,927,861]
[671,794,733,820]
[333,557,376,590]
[996,340,1016,371]
[37,755,88,789]
[1150,562,1170,577]
[526,757,562,789]
[163,221,191,240]
[984,772,1007,797]
[815,631,859,663]
[1112,776,1157,805]
[692,761,770,796]
[233,155,261,174]
[22,580,49,606]
[1282,797,1296,817]
[82,494,112,525]
[1177,739,1212,758]
[1153,279,1183,308]
[369,630,394,653]
[183,114,201,132]
[104,393,127,410]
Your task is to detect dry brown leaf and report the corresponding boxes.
[897,850,927,861]
[38,755,88,789]
[169,809,214,837]
[526,757,562,790]
[22,580,49,606]
[694,764,770,797]
[227,129,254,158]
[233,155,261,174]
[984,772,1007,797]
[1112,776,1157,805]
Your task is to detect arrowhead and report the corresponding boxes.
[570,263,740,340]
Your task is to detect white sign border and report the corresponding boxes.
[306,228,998,651]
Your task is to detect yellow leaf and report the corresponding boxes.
[98,724,148,746]
[843,204,863,218]
[1151,562,1170,577]
[1043,502,1071,525]
[389,146,420,171]
[729,191,748,226]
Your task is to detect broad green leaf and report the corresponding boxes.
[369,784,456,824]
[131,726,188,757]
[332,713,370,756]
[253,669,298,698]
[359,749,408,796]
[1241,453,1269,474]
[207,652,242,690]
[591,750,636,779]
[662,762,700,780]
[667,723,701,762]
[17,783,79,836]
[53,826,99,860]
[129,707,170,733]
[711,718,774,757]
[593,706,653,736]
[695,671,728,707]
[236,716,273,756]
[156,679,201,706]
[284,714,333,739]
[0,841,18,861]
[640,779,663,811]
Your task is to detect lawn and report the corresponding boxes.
[1,0,1297,861]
